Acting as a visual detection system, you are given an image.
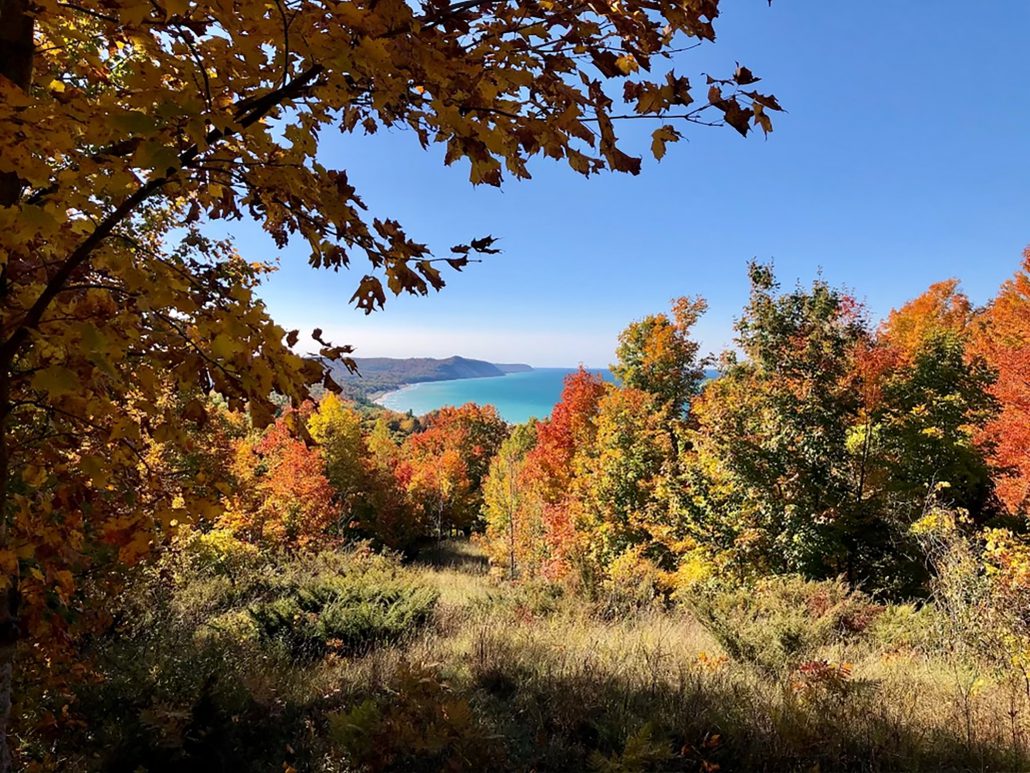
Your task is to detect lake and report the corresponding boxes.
[376,367,614,424]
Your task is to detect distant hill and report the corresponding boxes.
[323,356,533,402]
[494,363,534,374]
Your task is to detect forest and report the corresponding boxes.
[2,0,1030,771]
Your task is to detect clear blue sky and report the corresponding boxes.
[231,1,1030,367]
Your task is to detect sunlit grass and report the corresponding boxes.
[52,539,1030,771]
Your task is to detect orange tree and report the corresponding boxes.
[612,296,708,418]
[223,407,337,549]
[866,281,996,521]
[0,0,780,764]
[974,251,1030,515]
[878,279,974,362]
[515,368,606,580]
[399,403,508,536]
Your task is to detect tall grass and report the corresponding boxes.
[28,537,1030,771]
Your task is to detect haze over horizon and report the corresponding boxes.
[224,1,1030,368]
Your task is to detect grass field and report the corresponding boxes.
[39,538,1030,771]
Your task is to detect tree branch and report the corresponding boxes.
[0,64,325,367]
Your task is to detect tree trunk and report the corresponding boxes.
[0,2,35,770]
[507,471,517,580]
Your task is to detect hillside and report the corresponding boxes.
[493,363,534,374]
[323,355,533,402]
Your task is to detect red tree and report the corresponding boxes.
[399,403,508,535]
[975,251,1030,514]
[521,368,607,579]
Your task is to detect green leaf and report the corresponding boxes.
[31,366,80,398]
[133,141,181,174]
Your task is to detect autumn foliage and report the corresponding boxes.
[0,0,789,764]
[974,251,1030,513]
[478,254,1029,605]
[7,248,1030,767]
[223,410,336,549]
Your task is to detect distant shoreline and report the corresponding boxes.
[373,370,519,409]
[372,381,419,407]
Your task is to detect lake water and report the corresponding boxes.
[377,368,614,424]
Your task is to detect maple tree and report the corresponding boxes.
[495,368,606,580]
[523,368,606,504]
[879,279,974,362]
[864,332,996,517]
[578,385,675,568]
[402,448,472,539]
[224,408,337,548]
[974,251,1030,514]
[344,415,416,549]
[612,296,708,417]
[397,403,507,537]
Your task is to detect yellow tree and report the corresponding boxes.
[612,296,708,416]
[0,0,780,763]
[481,422,536,578]
[578,385,675,570]
[308,393,368,518]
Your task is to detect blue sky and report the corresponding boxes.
[232,1,1030,367]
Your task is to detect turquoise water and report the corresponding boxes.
[377,368,614,424]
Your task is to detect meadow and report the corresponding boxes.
[32,537,1030,772]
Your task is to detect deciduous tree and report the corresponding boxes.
[224,409,337,548]
[400,404,507,536]
[686,264,870,580]
[880,279,973,362]
[578,385,675,570]
[518,368,606,579]
[974,251,1030,514]
[612,296,708,417]
[481,423,536,578]
[308,393,368,520]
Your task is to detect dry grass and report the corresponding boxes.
[350,540,1030,771]
[50,539,1030,771]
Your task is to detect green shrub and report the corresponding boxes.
[683,575,881,673]
[248,569,438,660]
[868,602,940,652]
[588,723,677,773]
[468,578,569,620]
[65,543,438,770]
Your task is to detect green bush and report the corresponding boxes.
[867,602,940,652]
[248,567,438,660]
[468,578,569,620]
[64,542,438,770]
[683,575,881,673]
